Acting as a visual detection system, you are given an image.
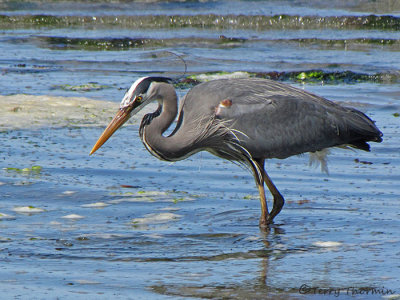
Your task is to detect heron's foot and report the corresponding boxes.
[259,215,274,229]
[270,195,285,221]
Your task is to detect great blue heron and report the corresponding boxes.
[90,76,382,227]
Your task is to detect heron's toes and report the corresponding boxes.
[259,215,274,229]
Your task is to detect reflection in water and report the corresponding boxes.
[147,226,300,299]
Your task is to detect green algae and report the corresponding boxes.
[1,14,399,30]
[285,38,400,51]
[4,165,42,174]
[172,197,185,204]
[18,34,400,52]
[296,71,324,81]
[295,38,399,46]
[40,36,156,50]
[34,35,246,51]
[218,35,246,44]
[256,70,400,84]
[176,70,400,88]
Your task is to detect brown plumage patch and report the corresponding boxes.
[215,99,233,116]
[220,99,232,107]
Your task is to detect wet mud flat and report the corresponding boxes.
[0,87,399,299]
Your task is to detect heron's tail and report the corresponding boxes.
[343,107,383,151]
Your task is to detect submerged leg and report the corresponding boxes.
[262,165,285,223]
[257,178,270,228]
[252,159,270,228]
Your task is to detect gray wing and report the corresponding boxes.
[179,78,382,159]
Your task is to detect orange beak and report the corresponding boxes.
[89,107,133,155]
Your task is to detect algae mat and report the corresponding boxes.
[0,94,137,130]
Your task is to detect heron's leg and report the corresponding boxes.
[262,166,285,223]
[257,179,270,228]
[253,159,270,228]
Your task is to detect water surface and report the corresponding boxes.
[0,1,399,299]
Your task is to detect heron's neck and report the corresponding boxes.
[141,86,189,161]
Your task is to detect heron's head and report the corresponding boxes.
[89,76,172,155]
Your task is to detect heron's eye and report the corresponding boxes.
[136,95,143,103]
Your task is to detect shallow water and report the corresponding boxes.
[0,1,400,299]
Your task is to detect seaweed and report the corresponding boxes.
[255,70,400,84]
[39,36,155,50]
[1,14,399,30]
[4,165,42,174]
[175,70,400,88]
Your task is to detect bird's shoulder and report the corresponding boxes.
[180,78,342,124]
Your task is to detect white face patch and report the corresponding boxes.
[120,76,149,109]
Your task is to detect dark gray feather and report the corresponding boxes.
[178,78,382,159]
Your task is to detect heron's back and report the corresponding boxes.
[179,78,382,159]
